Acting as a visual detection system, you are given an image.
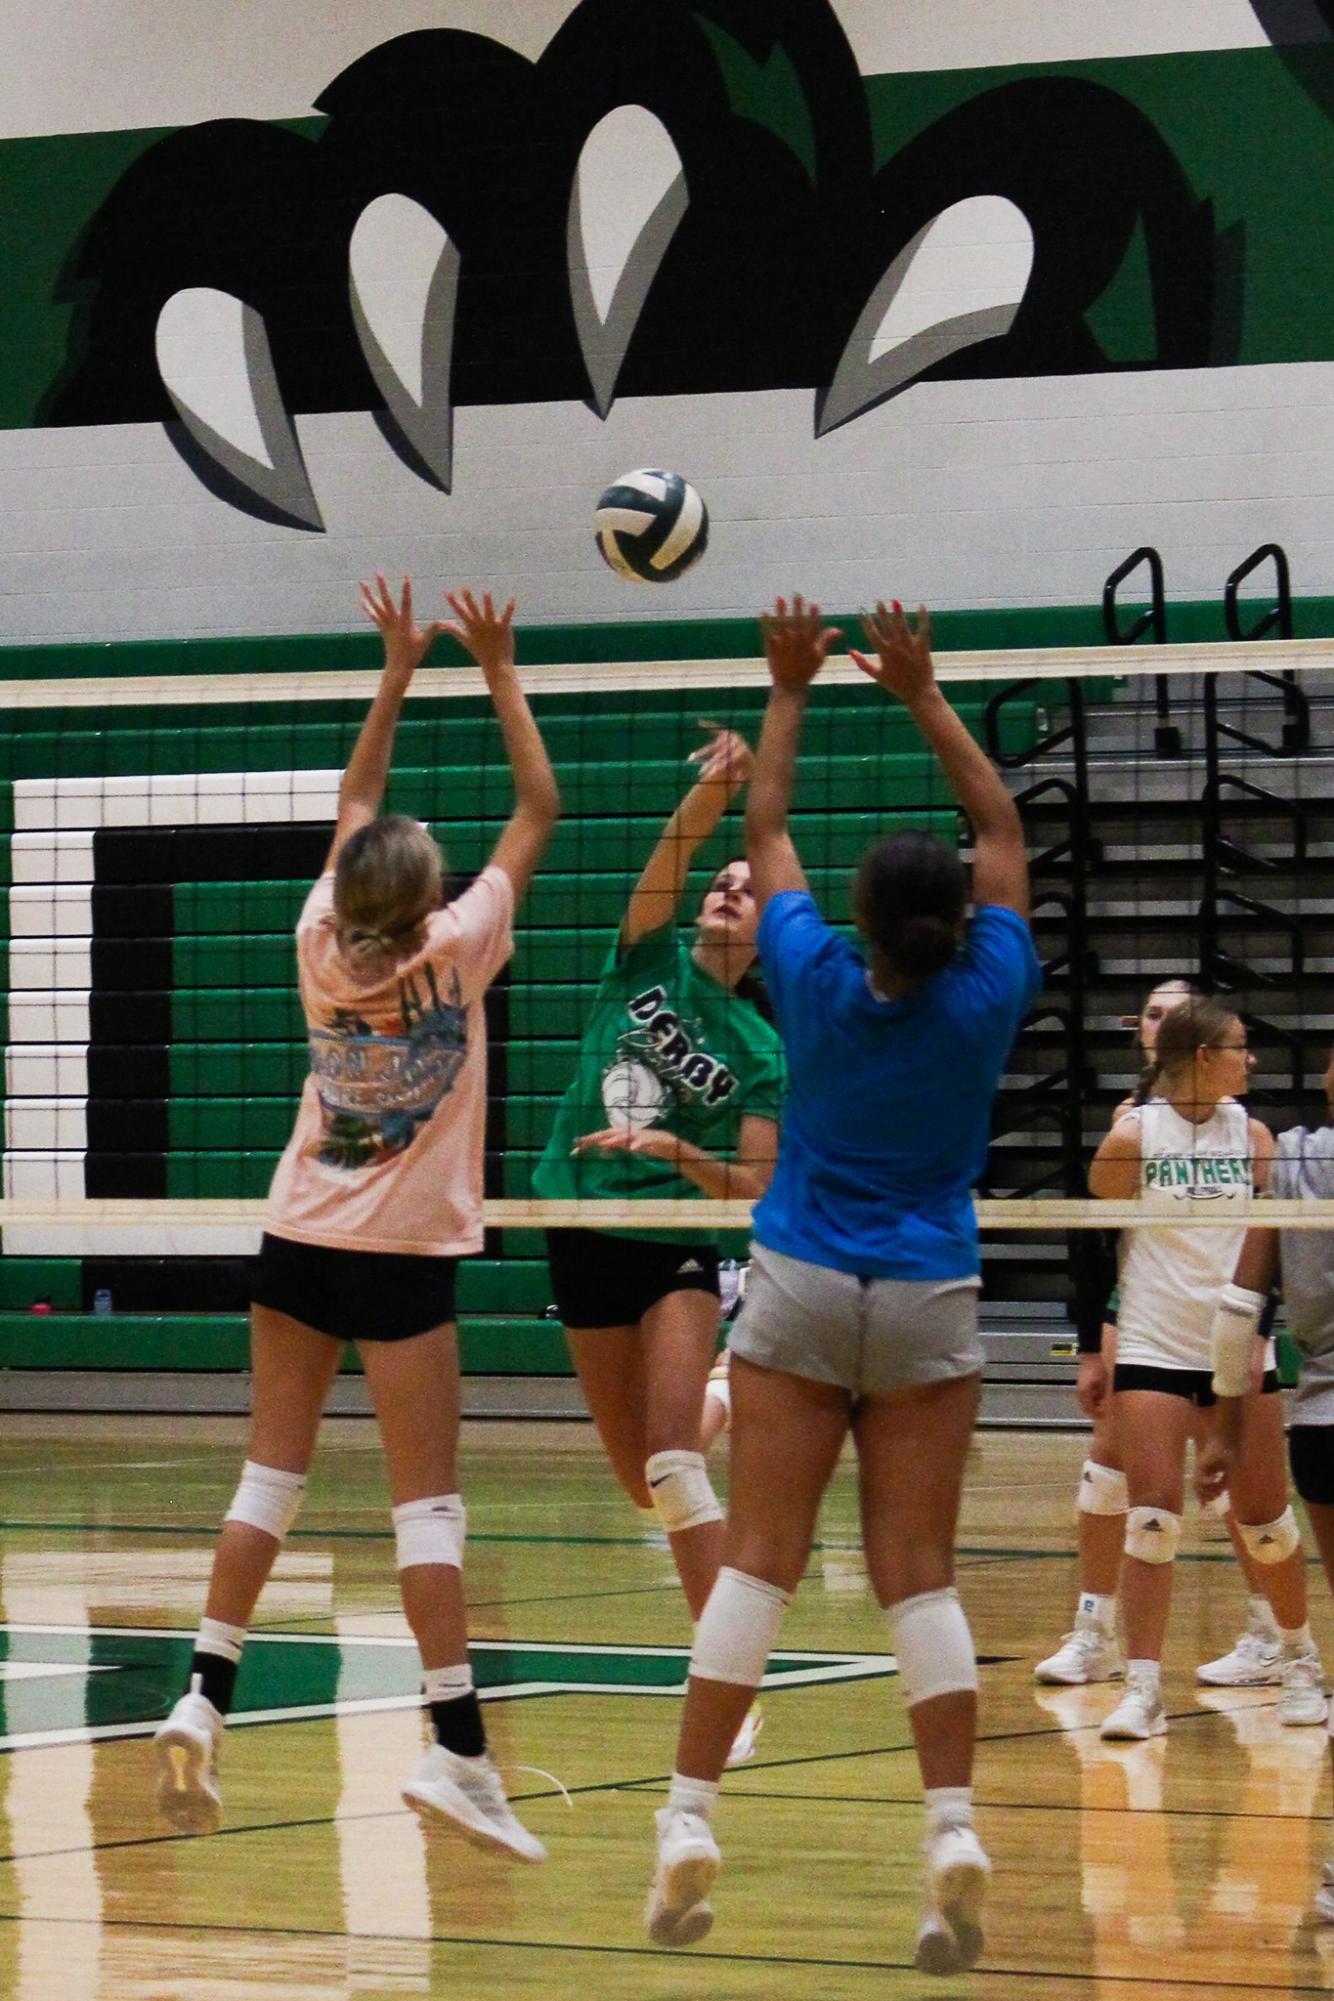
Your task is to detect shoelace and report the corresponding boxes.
[504,1762,574,1810]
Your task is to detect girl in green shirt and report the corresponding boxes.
[533,727,782,1686]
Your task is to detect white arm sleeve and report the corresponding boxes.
[1210,1284,1267,1398]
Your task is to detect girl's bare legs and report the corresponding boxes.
[567,1288,724,1618]
[156,1307,342,1833]
[855,1373,981,1788]
[674,1359,850,1777]
[357,1322,467,1669]
[1112,1389,1194,1662]
[202,1305,343,1627]
[1078,1326,1126,1597]
[1223,1390,1308,1632]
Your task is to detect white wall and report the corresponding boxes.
[0,0,1325,646]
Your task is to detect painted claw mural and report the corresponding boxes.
[42,0,1224,527]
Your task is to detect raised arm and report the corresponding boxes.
[442,590,559,900]
[326,575,444,871]
[851,603,1029,919]
[747,595,841,911]
[620,726,751,949]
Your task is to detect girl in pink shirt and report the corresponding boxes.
[154,578,558,1860]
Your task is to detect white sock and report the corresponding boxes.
[1249,1594,1280,1641]
[195,1616,245,1664]
[667,1772,720,1820]
[1077,1591,1116,1634]
[923,1785,974,1840]
[1126,1657,1161,1695]
[423,1662,474,1703]
[1279,1623,1316,1659]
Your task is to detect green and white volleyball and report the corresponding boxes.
[593,470,710,584]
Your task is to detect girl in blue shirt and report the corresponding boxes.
[644,599,1040,1975]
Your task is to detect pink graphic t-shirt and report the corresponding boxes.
[264,864,514,1256]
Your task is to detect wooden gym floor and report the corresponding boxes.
[0,1414,1330,2000]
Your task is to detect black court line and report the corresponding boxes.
[635,1786,1323,1825]
[0,1907,1315,1991]
[0,1697,1286,1865]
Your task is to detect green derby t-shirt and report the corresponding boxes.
[533,923,783,1240]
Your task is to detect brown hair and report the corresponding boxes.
[1143,994,1241,1094]
[333,816,442,970]
[1129,976,1200,1105]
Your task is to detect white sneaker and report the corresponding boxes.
[645,1806,720,1947]
[725,1702,763,1767]
[1034,1621,1124,1686]
[915,1822,990,1975]
[402,1744,546,1862]
[1316,1857,1334,1924]
[1278,1652,1329,1727]
[1099,1676,1166,1742]
[154,1675,224,1834]
[1195,1628,1282,1687]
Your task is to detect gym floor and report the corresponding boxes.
[0,1416,1328,1999]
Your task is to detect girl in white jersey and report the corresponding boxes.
[153,581,559,1855]
[1090,996,1322,1738]
[1037,982,1297,1691]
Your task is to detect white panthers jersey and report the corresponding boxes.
[1114,1098,1254,1371]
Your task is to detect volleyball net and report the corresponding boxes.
[1,631,1333,1305]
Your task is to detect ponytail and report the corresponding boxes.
[333,816,443,972]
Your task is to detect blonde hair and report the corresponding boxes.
[333,816,442,970]
[1129,976,1199,1105]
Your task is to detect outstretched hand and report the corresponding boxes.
[688,722,752,791]
[360,574,445,676]
[758,595,841,691]
[442,588,517,679]
[851,600,936,706]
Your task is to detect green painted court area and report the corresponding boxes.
[0,1624,897,1749]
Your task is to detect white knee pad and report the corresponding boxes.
[888,1587,978,1706]
[646,1449,723,1533]
[1077,1460,1128,1518]
[1124,1506,1182,1564]
[703,1364,732,1427]
[224,1461,306,1541]
[691,1566,790,1685]
[393,1493,466,1571]
[1237,1506,1300,1565]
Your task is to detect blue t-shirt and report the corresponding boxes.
[751,895,1042,1279]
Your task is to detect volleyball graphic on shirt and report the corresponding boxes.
[601,1060,667,1131]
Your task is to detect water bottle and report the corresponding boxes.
[92,1287,113,1316]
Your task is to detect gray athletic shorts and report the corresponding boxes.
[728,1242,984,1396]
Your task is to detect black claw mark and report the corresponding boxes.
[43,0,1222,526]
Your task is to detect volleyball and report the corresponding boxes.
[593,468,709,583]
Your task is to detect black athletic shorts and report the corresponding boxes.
[252,1232,459,1343]
[1289,1426,1334,1507]
[1113,1361,1280,1408]
[545,1228,720,1329]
